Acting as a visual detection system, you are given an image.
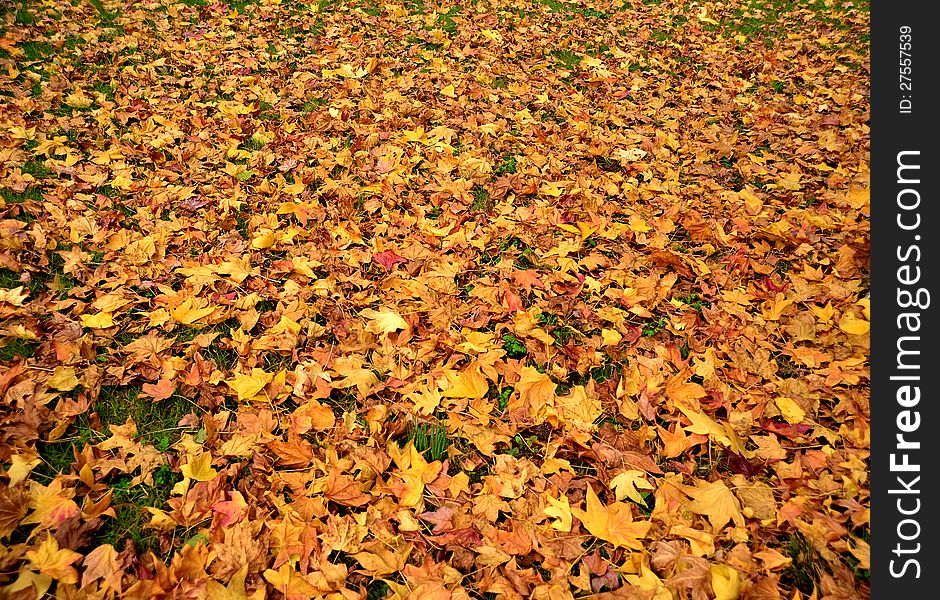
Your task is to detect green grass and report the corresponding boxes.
[94,386,195,451]
[502,334,527,359]
[20,160,51,179]
[494,154,517,175]
[436,5,462,34]
[781,532,822,596]
[470,185,490,211]
[551,49,580,71]
[19,41,53,62]
[0,338,37,362]
[410,421,449,461]
[642,316,668,337]
[98,465,182,553]
[1,187,43,204]
[676,292,711,314]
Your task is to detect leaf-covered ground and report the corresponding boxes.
[0,0,870,598]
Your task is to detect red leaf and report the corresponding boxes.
[373,250,407,270]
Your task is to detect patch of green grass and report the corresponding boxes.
[551,48,580,70]
[470,185,490,211]
[507,433,540,458]
[409,421,450,462]
[781,533,823,596]
[203,339,239,371]
[34,416,96,483]
[366,580,390,600]
[95,386,195,452]
[98,465,182,553]
[263,351,292,372]
[1,187,42,209]
[14,6,37,26]
[676,292,711,314]
[502,334,527,359]
[590,362,619,384]
[19,41,53,62]
[93,81,116,101]
[20,160,51,179]
[491,76,508,90]
[495,387,512,413]
[0,338,37,362]
[302,98,326,112]
[436,5,462,34]
[642,316,668,338]
[242,136,266,151]
[494,154,517,175]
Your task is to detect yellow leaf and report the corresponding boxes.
[556,385,600,430]
[216,256,257,283]
[515,366,556,413]
[670,524,715,557]
[4,571,52,599]
[226,368,275,402]
[572,486,650,550]
[774,396,805,424]
[601,328,622,346]
[440,84,456,98]
[857,297,871,320]
[710,565,741,600]
[628,215,652,232]
[609,470,654,505]
[80,312,115,329]
[360,307,409,335]
[26,537,82,584]
[441,366,488,399]
[65,91,93,108]
[251,229,276,250]
[679,406,730,444]
[334,368,379,397]
[283,180,306,195]
[180,452,218,482]
[48,366,79,391]
[543,492,572,532]
[7,453,42,486]
[838,313,870,335]
[0,286,28,306]
[688,480,744,533]
[171,298,215,325]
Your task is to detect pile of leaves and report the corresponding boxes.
[0,0,870,598]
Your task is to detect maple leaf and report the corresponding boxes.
[709,565,741,600]
[80,312,115,329]
[543,492,572,532]
[80,544,122,592]
[687,480,745,533]
[440,366,488,399]
[47,366,79,392]
[373,249,407,270]
[360,307,409,335]
[572,486,651,550]
[318,470,371,507]
[181,452,218,482]
[26,536,82,584]
[141,378,176,401]
[609,470,655,506]
[0,286,28,306]
[333,368,379,397]
[226,369,275,402]
[0,484,29,538]
[171,297,215,325]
